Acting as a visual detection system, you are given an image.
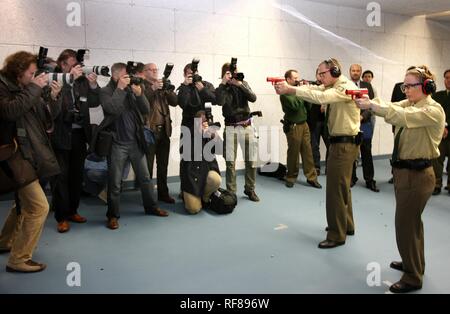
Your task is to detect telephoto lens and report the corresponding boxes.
[83,66,110,77]
[47,73,74,86]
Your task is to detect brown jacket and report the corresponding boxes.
[144,80,178,138]
[0,73,61,190]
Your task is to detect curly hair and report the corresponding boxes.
[0,51,37,84]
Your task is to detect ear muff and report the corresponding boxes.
[325,59,341,78]
[422,79,436,95]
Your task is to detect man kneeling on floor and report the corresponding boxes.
[180,111,222,214]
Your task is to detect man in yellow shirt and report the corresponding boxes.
[275,58,361,249]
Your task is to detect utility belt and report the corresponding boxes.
[281,119,306,134]
[329,132,363,145]
[391,159,432,171]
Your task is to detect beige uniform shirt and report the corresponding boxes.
[373,95,445,160]
[295,75,360,136]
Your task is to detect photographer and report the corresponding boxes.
[216,62,259,202]
[177,61,216,128]
[143,63,178,204]
[98,63,168,230]
[180,111,222,215]
[50,49,101,233]
[0,51,62,272]
[281,70,321,189]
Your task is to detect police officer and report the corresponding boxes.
[355,66,445,293]
[276,58,361,249]
[431,69,450,195]
[280,69,321,189]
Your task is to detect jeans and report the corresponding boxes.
[107,141,157,219]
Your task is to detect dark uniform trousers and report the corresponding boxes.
[146,126,171,198]
[432,137,450,189]
[326,142,360,242]
[393,167,434,287]
[286,123,317,183]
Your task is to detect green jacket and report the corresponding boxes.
[280,94,307,124]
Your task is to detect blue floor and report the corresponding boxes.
[0,159,449,294]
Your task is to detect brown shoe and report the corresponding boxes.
[6,260,47,273]
[244,190,260,202]
[145,207,169,217]
[57,221,70,233]
[107,218,119,230]
[68,213,87,223]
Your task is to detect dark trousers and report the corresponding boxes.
[51,129,87,222]
[309,121,329,170]
[352,137,375,183]
[107,141,157,219]
[146,129,171,197]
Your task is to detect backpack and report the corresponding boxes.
[208,188,237,215]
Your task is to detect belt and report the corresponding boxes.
[225,119,252,128]
[287,121,306,126]
[391,159,431,171]
[329,135,357,145]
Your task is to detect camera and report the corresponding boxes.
[205,103,221,129]
[126,61,145,85]
[162,63,175,91]
[37,47,49,73]
[190,58,203,84]
[229,57,245,82]
[76,49,110,77]
[36,46,74,86]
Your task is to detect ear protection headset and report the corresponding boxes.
[324,58,341,78]
[414,67,436,95]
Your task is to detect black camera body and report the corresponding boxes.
[37,47,49,73]
[229,57,245,82]
[191,58,203,84]
[205,106,221,129]
[126,61,145,86]
[162,63,175,91]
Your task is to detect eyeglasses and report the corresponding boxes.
[318,70,330,77]
[400,83,422,93]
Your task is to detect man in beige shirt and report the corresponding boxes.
[275,58,361,249]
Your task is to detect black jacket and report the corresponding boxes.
[92,80,150,154]
[215,81,257,123]
[391,82,406,103]
[177,81,216,128]
[180,123,220,197]
[51,73,100,150]
[432,90,449,127]
[0,73,61,183]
